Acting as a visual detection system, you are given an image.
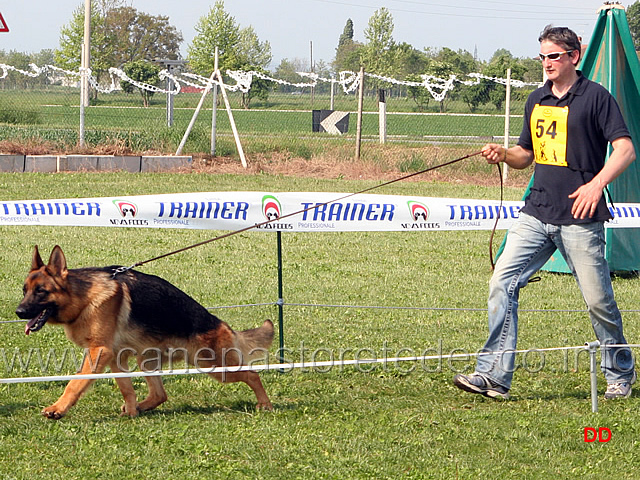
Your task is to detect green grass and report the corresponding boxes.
[0,172,639,479]
[0,87,524,156]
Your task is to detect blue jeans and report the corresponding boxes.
[476,213,635,389]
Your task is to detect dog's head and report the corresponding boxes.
[16,245,68,335]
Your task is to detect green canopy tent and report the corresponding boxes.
[505,3,640,273]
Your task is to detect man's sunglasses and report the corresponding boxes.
[538,50,575,61]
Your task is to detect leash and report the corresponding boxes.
[488,162,503,271]
[113,150,488,276]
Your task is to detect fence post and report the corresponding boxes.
[502,68,511,182]
[276,231,285,366]
[211,47,219,156]
[355,66,365,160]
[378,88,387,144]
[166,67,174,127]
[330,75,335,110]
[586,340,600,413]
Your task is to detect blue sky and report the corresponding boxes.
[0,0,628,69]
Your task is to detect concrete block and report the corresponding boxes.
[61,155,99,172]
[0,155,25,172]
[141,156,192,172]
[25,156,58,173]
[98,156,141,172]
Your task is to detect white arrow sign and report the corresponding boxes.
[320,111,349,134]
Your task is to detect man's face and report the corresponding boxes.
[540,40,578,83]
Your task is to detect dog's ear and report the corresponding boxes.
[46,245,68,279]
[31,245,45,271]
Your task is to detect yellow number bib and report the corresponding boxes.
[530,104,569,167]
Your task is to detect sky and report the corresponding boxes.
[0,0,633,70]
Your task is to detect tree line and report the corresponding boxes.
[2,0,640,111]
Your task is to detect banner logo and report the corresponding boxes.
[408,201,429,221]
[113,200,137,218]
[262,195,282,220]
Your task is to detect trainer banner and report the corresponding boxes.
[0,192,639,232]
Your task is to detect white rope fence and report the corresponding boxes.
[0,342,636,412]
[0,63,543,102]
[0,344,595,384]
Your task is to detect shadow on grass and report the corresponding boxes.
[137,400,299,418]
[0,402,33,416]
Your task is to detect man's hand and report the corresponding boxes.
[568,179,605,219]
[481,144,505,164]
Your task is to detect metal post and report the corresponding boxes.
[82,0,91,109]
[80,0,91,147]
[355,66,364,160]
[166,65,174,127]
[502,68,511,182]
[211,47,219,156]
[215,69,248,168]
[330,76,335,111]
[79,52,86,148]
[586,340,600,413]
[276,231,285,364]
[176,69,217,156]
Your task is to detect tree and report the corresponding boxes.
[519,56,543,84]
[120,60,161,107]
[188,1,272,107]
[55,4,112,90]
[338,18,354,48]
[105,7,182,65]
[238,67,271,109]
[483,53,527,110]
[426,47,481,111]
[627,1,640,51]
[334,39,363,73]
[237,26,272,69]
[55,2,182,100]
[458,80,491,112]
[274,58,309,93]
[361,7,395,77]
[187,0,242,75]
[390,43,429,79]
[406,73,431,111]
[420,47,478,112]
[334,19,357,71]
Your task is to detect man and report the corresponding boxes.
[453,25,636,400]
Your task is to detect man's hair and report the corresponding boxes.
[538,25,582,63]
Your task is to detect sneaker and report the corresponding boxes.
[453,372,510,399]
[604,371,637,400]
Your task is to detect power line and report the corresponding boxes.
[386,0,597,15]
[308,0,596,20]
[388,0,600,12]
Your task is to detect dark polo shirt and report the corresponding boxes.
[518,72,630,224]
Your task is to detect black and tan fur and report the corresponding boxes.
[15,245,274,419]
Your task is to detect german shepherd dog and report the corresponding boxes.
[15,245,274,419]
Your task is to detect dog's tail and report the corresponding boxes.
[235,319,274,364]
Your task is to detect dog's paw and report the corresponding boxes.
[41,406,65,420]
[120,404,140,418]
[256,401,273,411]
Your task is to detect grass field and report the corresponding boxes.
[0,171,639,479]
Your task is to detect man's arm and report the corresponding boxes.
[481,143,534,170]
[569,136,636,219]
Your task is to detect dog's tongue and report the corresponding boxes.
[24,312,46,336]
